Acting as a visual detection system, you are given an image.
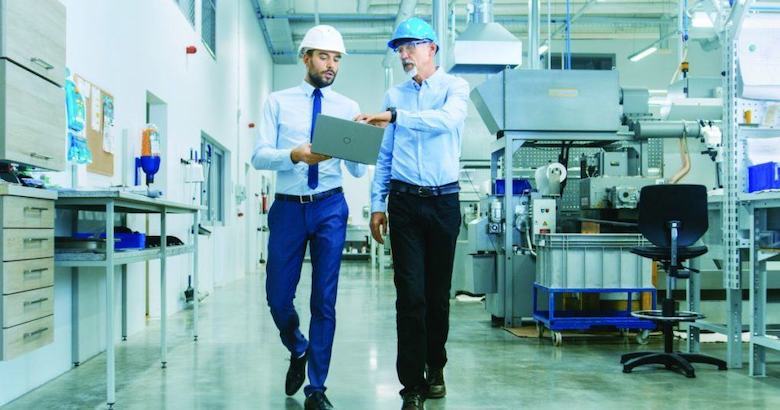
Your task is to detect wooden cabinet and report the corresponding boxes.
[0,0,66,86]
[0,185,57,361]
[0,0,66,171]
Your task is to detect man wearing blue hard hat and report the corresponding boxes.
[355,16,469,410]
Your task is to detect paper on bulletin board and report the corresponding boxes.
[73,74,114,177]
[90,86,102,131]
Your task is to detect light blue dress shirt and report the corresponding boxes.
[252,81,366,195]
[371,68,470,212]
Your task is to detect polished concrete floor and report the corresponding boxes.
[5,261,780,409]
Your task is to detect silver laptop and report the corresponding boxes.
[311,114,385,165]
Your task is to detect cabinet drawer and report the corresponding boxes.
[1,315,53,361]
[1,196,54,228]
[2,229,54,261]
[0,60,66,171]
[2,258,54,294]
[3,286,53,327]
[0,0,66,85]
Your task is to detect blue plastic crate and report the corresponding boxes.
[493,179,532,196]
[748,162,780,193]
[74,232,146,249]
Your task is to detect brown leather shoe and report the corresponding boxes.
[401,393,425,410]
[426,367,446,399]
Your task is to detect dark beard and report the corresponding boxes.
[308,71,335,88]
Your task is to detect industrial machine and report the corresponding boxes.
[465,68,723,328]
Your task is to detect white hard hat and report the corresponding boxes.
[298,25,348,57]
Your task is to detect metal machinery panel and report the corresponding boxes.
[647,138,664,173]
[471,69,621,134]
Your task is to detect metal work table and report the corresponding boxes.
[742,191,780,376]
[54,191,200,409]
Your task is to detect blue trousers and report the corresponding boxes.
[266,192,348,396]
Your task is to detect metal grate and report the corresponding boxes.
[202,0,217,56]
[175,0,195,27]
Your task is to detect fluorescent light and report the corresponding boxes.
[628,46,658,62]
[691,11,714,28]
[538,44,549,54]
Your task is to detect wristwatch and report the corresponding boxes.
[386,107,397,124]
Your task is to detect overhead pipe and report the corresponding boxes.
[357,0,370,13]
[432,0,447,67]
[538,0,598,50]
[471,0,494,23]
[272,13,668,27]
[528,0,540,69]
[382,0,418,69]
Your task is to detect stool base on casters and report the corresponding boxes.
[621,299,727,378]
[622,351,727,378]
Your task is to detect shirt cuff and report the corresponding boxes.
[371,200,387,213]
[280,148,295,170]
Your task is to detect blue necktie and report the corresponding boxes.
[308,88,322,190]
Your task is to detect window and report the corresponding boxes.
[548,53,616,71]
[174,0,195,27]
[202,0,217,56]
[201,133,226,223]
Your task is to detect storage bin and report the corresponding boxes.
[536,234,652,289]
[748,162,780,193]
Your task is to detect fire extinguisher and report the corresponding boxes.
[261,186,268,214]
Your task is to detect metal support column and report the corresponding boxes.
[721,21,744,370]
[105,201,116,408]
[749,204,767,376]
[193,209,199,341]
[121,265,127,341]
[160,207,168,368]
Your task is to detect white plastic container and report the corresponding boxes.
[535,234,652,289]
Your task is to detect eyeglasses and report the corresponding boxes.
[393,40,432,54]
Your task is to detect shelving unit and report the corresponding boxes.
[54,190,200,409]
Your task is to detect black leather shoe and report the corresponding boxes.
[285,352,308,396]
[401,393,425,410]
[304,391,334,410]
[426,367,446,399]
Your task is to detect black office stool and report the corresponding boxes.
[620,184,727,378]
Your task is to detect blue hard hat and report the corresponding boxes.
[388,17,438,50]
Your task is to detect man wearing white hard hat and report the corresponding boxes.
[252,25,364,410]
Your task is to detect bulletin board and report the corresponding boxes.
[73,74,115,176]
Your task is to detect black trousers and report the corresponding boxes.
[388,190,461,396]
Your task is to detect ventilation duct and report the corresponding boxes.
[447,0,522,74]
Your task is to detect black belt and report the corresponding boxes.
[275,187,342,204]
[390,180,459,198]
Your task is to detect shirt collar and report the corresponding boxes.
[300,81,333,98]
[406,66,444,90]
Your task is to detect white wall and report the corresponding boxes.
[0,0,273,405]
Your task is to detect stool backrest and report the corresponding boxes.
[637,184,708,248]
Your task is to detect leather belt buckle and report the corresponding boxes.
[299,194,314,204]
[417,186,435,197]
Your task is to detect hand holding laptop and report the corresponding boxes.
[311,115,385,165]
[291,143,331,165]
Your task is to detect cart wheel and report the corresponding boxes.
[636,329,650,345]
[536,322,545,338]
[552,331,563,347]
